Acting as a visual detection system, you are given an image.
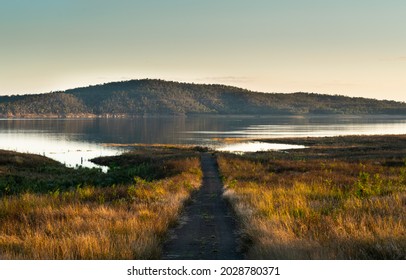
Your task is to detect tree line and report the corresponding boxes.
[1,79,405,117]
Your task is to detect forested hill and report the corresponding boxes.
[1,79,406,117]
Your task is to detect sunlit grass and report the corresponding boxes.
[0,157,202,259]
[218,155,406,259]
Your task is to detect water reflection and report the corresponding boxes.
[0,131,123,170]
[0,115,405,168]
[216,142,305,153]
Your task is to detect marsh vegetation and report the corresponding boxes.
[1,135,405,259]
[218,135,406,259]
[0,147,202,259]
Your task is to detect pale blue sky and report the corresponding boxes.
[1,0,405,101]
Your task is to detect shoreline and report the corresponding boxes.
[1,113,406,120]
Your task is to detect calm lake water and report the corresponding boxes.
[0,115,405,169]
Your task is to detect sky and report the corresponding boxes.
[1,0,405,101]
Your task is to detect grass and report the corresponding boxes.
[218,135,406,259]
[2,135,405,260]
[0,148,202,259]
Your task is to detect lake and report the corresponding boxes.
[0,115,405,169]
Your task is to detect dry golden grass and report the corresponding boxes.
[0,158,202,259]
[218,155,406,259]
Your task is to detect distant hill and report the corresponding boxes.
[1,79,406,117]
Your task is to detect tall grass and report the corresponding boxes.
[0,158,202,259]
[218,156,406,259]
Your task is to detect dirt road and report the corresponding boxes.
[162,153,242,259]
